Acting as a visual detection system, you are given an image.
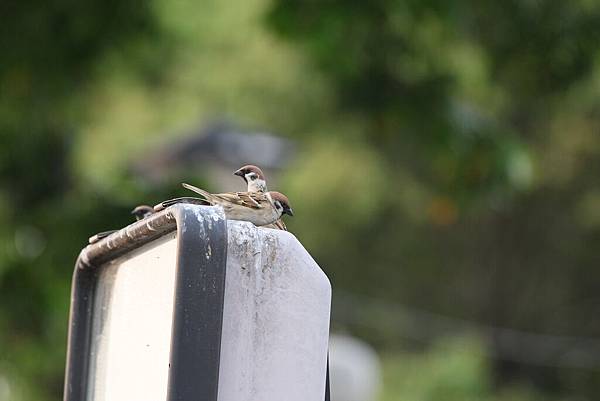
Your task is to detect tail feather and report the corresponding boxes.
[155,197,210,212]
[182,183,212,199]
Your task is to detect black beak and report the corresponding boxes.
[233,169,247,182]
[283,207,294,217]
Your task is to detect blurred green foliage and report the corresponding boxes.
[381,336,555,401]
[1,0,600,400]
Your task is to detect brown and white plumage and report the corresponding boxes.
[233,164,267,193]
[233,164,289,231]
[181,183,293,227]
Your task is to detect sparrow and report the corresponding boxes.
[181,182,293,227]
[233,164,268,193]
[88,204,155,244]
[233,165,288,231]
[131,205,154,221]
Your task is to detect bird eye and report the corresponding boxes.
[249,173,257,181]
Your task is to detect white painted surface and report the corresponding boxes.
[329,334,381,401]
[87,232,178,401]
[218,222,332,401]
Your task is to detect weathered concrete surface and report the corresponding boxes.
[218,221,332,401]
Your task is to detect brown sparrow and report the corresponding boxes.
[181,183,293,227]
[131,205,154,221]
[233,165,288,231]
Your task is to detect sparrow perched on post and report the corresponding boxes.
[131,205,154,221]
[233,165,288,231]
[88,205,155,244]
[181,182,293,227]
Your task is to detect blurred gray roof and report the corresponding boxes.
[132,120,295,182]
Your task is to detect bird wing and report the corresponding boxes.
[213,192,267,209]
[182,183,267,209]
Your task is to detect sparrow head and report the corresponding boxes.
[131,205,154,221]
[233,164,267,192]
[270,191,294,217]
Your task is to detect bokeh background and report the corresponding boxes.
[2,0,600,400]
